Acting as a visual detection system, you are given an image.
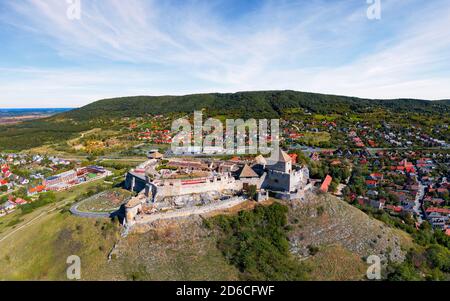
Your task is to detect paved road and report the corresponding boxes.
[413,182,426,224]
[69,198,121,219]
[288,146,450,153]
[70,204,113,218]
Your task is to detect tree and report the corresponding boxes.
[388,193,400,205]
[0,195,8,203]
[14,187,28,199]
[245,185,257,201]
[329,180,339,193]
[426,244,450,272]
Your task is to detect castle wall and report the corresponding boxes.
[157,175,242,198]
[126,205,141,226]
[267,161,290,173]
[262,167,309,193]
[146,182,158,201]
[263,170,291,192]
[131,196,247,227]
[125,172,147,193]
[240,176,263,189]
[124,191,150,226]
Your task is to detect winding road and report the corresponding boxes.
[69,202,115,218]
[413,182,426,224]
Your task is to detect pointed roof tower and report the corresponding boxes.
[239,164,259,178]
[278,149,292,163]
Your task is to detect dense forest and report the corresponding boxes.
[1,90,449,151]
[61,90,450,120]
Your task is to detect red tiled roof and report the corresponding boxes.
[426,207,450,214]
[366,180,377,185]
[368,140,376,147]
[320,175,333,192]
[14,198,27,205]
[288,153,298,164]
[386,205,403,212]
[29,185,46,193]
[399,159,414,167]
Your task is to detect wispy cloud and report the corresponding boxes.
[0,0,449,108]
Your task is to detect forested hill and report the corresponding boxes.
[1,90,449,151]
[59,90,450,121]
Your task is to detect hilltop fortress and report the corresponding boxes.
[124,149,310,227]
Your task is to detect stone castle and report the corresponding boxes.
[124,149,310,227]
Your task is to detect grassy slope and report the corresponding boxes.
[0,213,239,280]
[288,192,414,262]
[0,179,106,237]
[0,211,119,280]
[287,193,416,280]
[0,179,118,280]
[107,217,240,281]
[305,245,367,281]
[0,191,415,281]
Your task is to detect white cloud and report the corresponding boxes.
[0,0,449,107]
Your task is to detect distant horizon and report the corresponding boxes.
[1,0,450,108]
[1,88,449,110]
[0,89,450,111]
[0,107,74,111]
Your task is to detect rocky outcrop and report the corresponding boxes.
[287,191,410,264]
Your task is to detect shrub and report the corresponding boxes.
[209,203,308,280]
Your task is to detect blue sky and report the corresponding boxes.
[0,0,449,108]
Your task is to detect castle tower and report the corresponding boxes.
[267,148,292,173]
[279,149,292,173]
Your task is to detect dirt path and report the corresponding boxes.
[0,199,72,244]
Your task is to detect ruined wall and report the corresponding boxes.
[125,203,142,226]
[130,196,247,227]
[125,172,147,193]
[157,175,242,198]
[125,194,147,226]
[240,175,264,189]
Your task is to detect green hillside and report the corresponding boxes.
[1,90,449,151]
[61,90,450,121]
[0,195,408,280]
